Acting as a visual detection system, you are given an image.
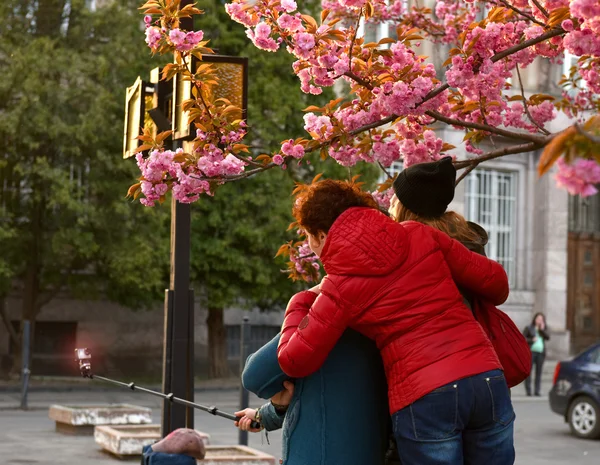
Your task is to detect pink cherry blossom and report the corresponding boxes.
[371,188,394,211]
[145,26,162,49]
[225,2,260,27]
[281,0,297,13]
[277,14,304,32]
[281,140,305,158]
[555,158,600,197]
[246,23,280,51]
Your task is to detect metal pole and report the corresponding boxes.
[238,316,251,445]
[88,374,259,428]
[20,320,31,410]
[159,1,195,438]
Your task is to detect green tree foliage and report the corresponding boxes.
[0,0,171,369]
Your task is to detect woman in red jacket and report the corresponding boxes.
[277,177,515,465]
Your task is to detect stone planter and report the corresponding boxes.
[48,404,152,435]
[94,424,210,458]
[202,446,276,465]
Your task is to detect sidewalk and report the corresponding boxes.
[0,375,241,393]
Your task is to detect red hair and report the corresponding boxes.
[293,179,379,236]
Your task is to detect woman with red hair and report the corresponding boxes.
[277,173,515,465]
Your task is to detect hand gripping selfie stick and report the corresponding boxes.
[74,348,261,429]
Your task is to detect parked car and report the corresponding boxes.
[549,342,600,439]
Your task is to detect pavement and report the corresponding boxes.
[1,374,599,465]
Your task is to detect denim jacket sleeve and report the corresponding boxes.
[258,401,286,431]
[242,333,291,399]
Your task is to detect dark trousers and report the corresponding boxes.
[524,352,545,396]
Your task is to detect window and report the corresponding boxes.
[569,193,600,233]
[584,271,594,286]
[584,250,593,265]
[588,347,600,364]
[226,324,280,359]
[465,169,518,286]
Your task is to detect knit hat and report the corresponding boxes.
[392,157,456,218]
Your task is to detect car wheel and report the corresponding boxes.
[567,396,600,439]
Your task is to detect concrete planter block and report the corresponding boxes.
[48,404,152,435]
[202,446,276,465]
[94,424,210,458]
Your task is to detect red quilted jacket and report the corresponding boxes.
[278,207,509,414]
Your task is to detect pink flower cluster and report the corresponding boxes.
[563,0,600,57]
[246,22,280,52]
[281,140,305,158]
[289,240,321,281]
[225,2,260,27]
[168,28,205,52]
[400,130,444,168]
[555,158,600,197]
[137,149,212,206]
[304,113,335,140]
[434,1,479,45]
[322,0,405,24]
[371,188,394,211]
[145,26,162,50]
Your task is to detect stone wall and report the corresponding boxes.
[0,295,284,378]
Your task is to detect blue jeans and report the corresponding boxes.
[392,370,515,465]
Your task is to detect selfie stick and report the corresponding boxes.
[74,348,261,429]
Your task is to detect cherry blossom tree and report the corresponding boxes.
[131,0,600,280]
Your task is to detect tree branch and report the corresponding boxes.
[495,0,546,27]
[348,10,362,70]
[515,65,551,135]
[530,0,549,17]
[425,110,546,143]
[37,270,71,310]
[455,162,480,185]
[337,27,566,141]
[232,153,264,168]
[377,161,392,179]
[453,140,545,172]
[575,123,600,143]
[491,27,564,63]
[344,70,373,89]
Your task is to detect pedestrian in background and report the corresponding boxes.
[523,313,550,396]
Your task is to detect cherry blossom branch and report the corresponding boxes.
[425,110,546,143]
[232,153,265,168]
[453,140,544,171]
[491,26,564,63]
[530,0,549,17]
[377,161,392,179]
[344,70,373,89]
[515,65,551,135]
[192,163,277,182]
[455,162,480,185]
[348,10,362,69]
[575,123,600,144]
[345,26,567,138]
[494,0,546,27]
[181,53,213,120]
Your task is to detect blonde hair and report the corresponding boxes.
[394,202,480,243]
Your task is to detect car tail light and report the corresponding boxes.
[553,362,561,385]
